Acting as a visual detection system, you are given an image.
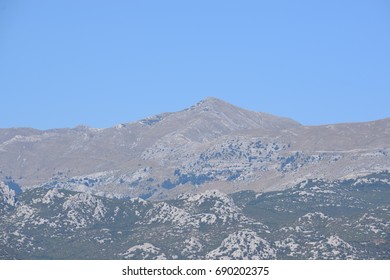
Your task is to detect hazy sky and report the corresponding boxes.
[1,0,389,129]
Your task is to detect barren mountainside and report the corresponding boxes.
[0,97,389,199]
[1,97,389,260]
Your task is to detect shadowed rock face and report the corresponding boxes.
[0,97,389,199]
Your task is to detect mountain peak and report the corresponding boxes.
[199,96,226,104]
[192,97,231,110]
[184,97,301,132]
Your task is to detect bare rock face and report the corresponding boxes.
[0,97,389,199]
[206,229,276,260]
[62,193,107,227]
[120,243,167,260]
[0,182,17,209]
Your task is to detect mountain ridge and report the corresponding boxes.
[2,97,389,131]
[0,97,389,199]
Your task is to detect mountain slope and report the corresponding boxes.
[0,97,389,199]
[0,172,388,259]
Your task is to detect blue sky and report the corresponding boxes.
[1,0,389,129]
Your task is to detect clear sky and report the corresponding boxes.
[1,0,389,129]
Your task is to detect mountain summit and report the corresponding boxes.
[184,97,301,132]
[135,97,301,143]
[0,97,389,199]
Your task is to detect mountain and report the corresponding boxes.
[0,97,389,200]
[0,172,389,259]
[1,97,389,260]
